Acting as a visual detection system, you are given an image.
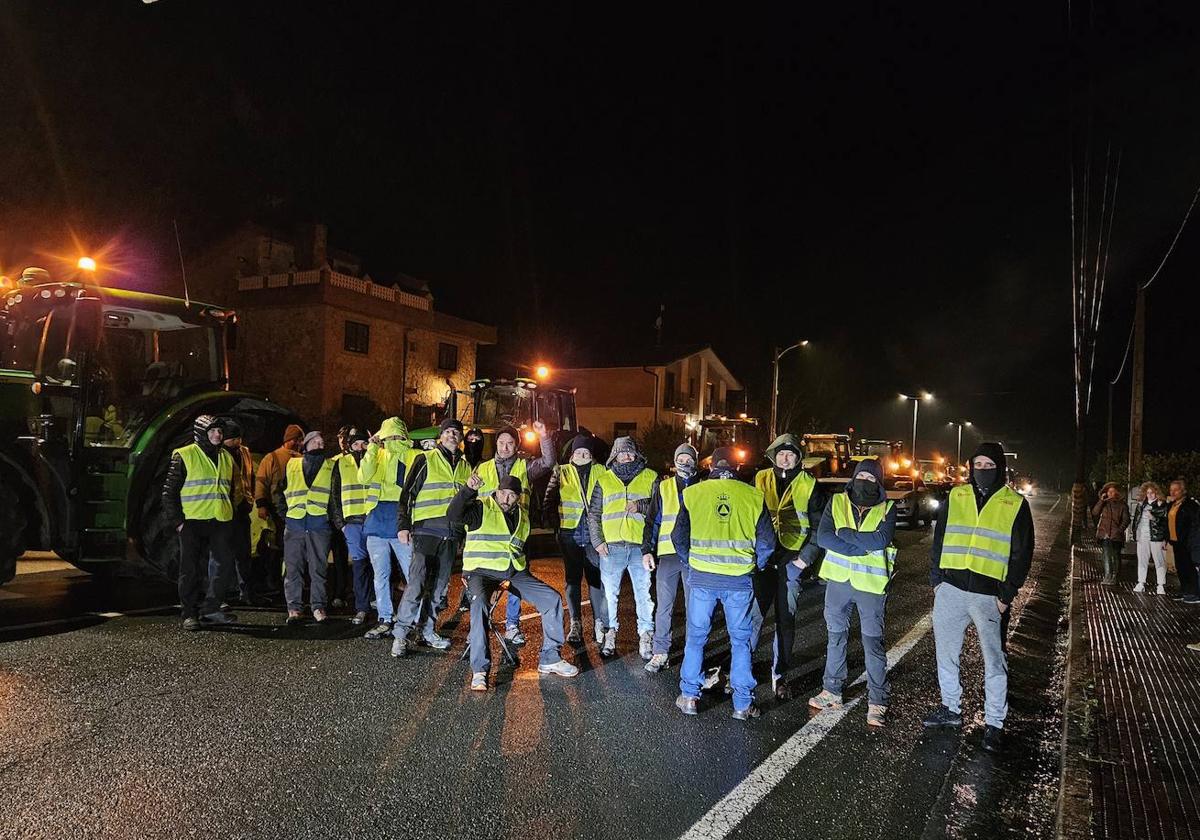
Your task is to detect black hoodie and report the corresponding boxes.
[929,442,1034,604]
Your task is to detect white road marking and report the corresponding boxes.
[679,611,934,840]
[1047,493,1063,514]
[0,604,178,634]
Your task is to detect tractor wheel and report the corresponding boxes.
[137,461,181,583]
[0,481,28,585]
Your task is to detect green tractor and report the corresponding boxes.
[0,268,301,584]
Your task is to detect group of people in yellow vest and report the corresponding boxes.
[164,413,1032,747]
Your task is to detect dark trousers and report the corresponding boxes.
[559,532,610,629]
[342,523,373,612]
[1099,539,1123,579]
[179,519,234,619]
[327,528,352,603]
[262,513,285,594]
[395,538,458,635]
[283,528,331,612]
[747,548,803,679]
[1172,540,1200,597]
[652,553,690,656]
[466,566,565,673]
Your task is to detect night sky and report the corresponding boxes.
[3,1,1199,484]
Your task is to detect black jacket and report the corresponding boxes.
[447,485,520,536]
[329,455,365,529]
[398,446,467,551]
[1131,498,1169,543]
[1168,496,1200,547]
[162,442,230,529]
[272,456,342,530]
[929,490,1034,605]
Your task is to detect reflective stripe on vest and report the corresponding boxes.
[657,476,682,556]
[819,493,896,595]
[337,456,371,519]
[682,479,764,576]
[478,458,530,507]
[938,484,1022,581]
[174,444,234,522]
[755,468,815,550]
[463,497,532,572]
[598,468,656,544]
[558,463,605,530]
[412,448,470,523]
[364,444,417,508]
[284,457,334,520]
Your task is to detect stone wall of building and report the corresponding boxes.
[233,305,327,422]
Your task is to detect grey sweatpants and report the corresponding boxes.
[822,580,889,706]
[283,528,330,612]
[933,582,1008,728]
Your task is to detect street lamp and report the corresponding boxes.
[769,339,809,441]
[947,420,972,470]
[535,364,550,380]
[898,392,933,463]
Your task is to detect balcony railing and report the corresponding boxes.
[237,268,431,311]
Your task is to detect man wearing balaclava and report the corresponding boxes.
[808,457,897,729]
[638,442,701,673]
[922,442,1033,754]
[330,429,373,625]
[274,431,340,624]
[162,414,238,631]
[544,433,611,644]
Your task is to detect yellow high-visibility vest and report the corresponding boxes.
[598,468,656,544]
[558,462,605,530]
[819,493,896,594]
[755,468,816,550]
[463,497,531,572]
[284,457,334,520]
[939,484,1022,581]
[682,479,764,576]
[657,476,683,556]
[412,447,471,523]
[363,443,418,508]
[477,457,530,507]
[174,443,233,522]
[336,455,371,519]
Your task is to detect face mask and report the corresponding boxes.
[675,460,696,479]
[849,479,876,505]
[973,468,998,491]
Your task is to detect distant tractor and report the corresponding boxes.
[854,438,904,473]
[690,415,762,479]
[801,433,854,478]
[0,267,301,584]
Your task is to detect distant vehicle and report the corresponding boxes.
[692,415,762,480]
[802,433,854,478]
[917,458,951,487]
[1015,475,1037,497]
[885,474,939,528]
[854,439,903,473]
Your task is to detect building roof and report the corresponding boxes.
[561,343,742,389]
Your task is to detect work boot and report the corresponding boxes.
[181,617,201,632]
[981,724,1004,754]
[867,704,888,728]
[201,611,236,625]
[470,672,488,691]
[312,609,328,623]
[594,620,605,644]
[421,631,452,651]
[538,660,581,678]
[922,704,963,728]
[390,635,407,658]
[351,611,368,625]
[566,619,583,644]
[363,622,392,640]
[1133,582,1145,593]
[639,631,654,661]
[675,694,699,716]
[808,689,843,711]
[504,625,527,646]
[644,653,669,673]
[731,704,761,721]
[601,628,617,657]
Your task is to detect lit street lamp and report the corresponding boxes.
[769,339,809,441]
[535,364,550,380]
[948,419,972,471]
[898,392,933,463]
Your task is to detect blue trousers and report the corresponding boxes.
[342,523,373,613]
[680,585,756,712]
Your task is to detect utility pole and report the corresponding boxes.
[1106,383,1114,481]
[1127,285,1145,483]
[768,339,808,441]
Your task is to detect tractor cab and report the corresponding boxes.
[801,433,854,478]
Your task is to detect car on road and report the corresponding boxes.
[886,474,940,528]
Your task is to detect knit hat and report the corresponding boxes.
[347,428,369,446]
[302,431,324,451]
[497,475,523,495]
[282,423,304,445]
[674,443,698,463]
[606,435,640,466]
[496,426,520,445]
[439,417,465,434]
[568,434,600,460]
[220,417,243,439]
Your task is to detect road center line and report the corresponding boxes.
[679,610,934,840]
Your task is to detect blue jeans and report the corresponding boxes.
[343,524,373,613]
[600,543,654,635]
[680,586,755,712]
[365,535,413,623]
[503,592,522,628]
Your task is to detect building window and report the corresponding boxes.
[344,320,370,354]
[437,342,459,371]
[614,422,638,440]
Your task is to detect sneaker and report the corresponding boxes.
[1170,592,1187,601]
[181,617,202,632]
[219,601,233,613]
[867,704,888,727]
[644,653,669,673]
[701,667,722,691]
[732,704,761,721]
[594,620,605,644]
[808,689,843,711]
[390,635,407,657]
[312,609,328,623]
[601,628,616,657]
[1156,585,1166,596]
[566,620,583,644]
[285,610,303,626]
[1187,642,1200,652]
[675,694,699,716]
[504,625,527,646]
[981,724,1004,753]
[200,611,236,625]
[351,611,368,625]
[1184,595,1200,605]
[538,660,580,678]
[922,704,963,728]
[421,631,452,651]
[1133,582,1146,593]
[470,672,488,691]
[364,622,392,640]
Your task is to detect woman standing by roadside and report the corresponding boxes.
[1131,482,1168,594]
[1093,482,1131,586]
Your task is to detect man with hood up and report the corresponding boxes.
[753,433,827,700]
[359,417,419,639]
[392,418,471,657]
[672,447,776,720]
[639,442,701,673]
[274,431,340,624]
[587,436,658,659]
[923,442,1033,754]
[162,414,238,631]
[255,422,304,595]
[808,457,897,728]
[544,433,611,645]
[330,429,373,625]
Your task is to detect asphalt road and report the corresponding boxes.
[0,494,1067,840]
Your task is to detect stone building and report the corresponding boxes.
[185,223,495,430]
